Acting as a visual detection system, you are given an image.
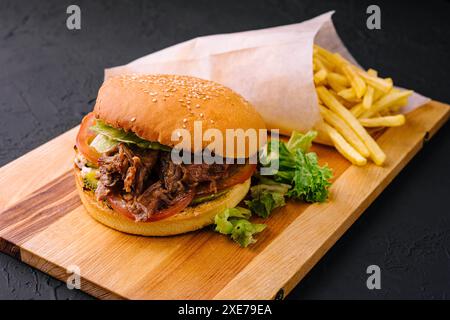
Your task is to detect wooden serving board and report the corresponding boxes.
[0,101,448,300]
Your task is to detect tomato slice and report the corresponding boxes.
[147,190,195,222]
[76,112,101,165]
[196,163,256,195]
[106,194,136,221]
[107,189,195,222]
[217,163,256,189]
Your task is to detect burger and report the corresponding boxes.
[74,74,266,236]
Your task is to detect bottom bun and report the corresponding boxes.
[75,169,250,236]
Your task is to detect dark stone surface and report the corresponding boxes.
[0,0,449,300]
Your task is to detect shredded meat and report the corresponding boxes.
[185,163,231,193]
[132,181,187,220]
[160,153,189,195]
[95,144,158,201]
[93,143,234,220]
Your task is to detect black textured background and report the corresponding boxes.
[0,0,449,300]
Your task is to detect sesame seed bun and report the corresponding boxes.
[74,168,251,236]
[93,74,267,158]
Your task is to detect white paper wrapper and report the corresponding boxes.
[105,11,429,136]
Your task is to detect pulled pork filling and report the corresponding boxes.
[93,143,235,221]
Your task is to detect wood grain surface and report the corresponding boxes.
[0,101,448,300]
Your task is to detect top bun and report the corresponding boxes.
[93,74,266,158]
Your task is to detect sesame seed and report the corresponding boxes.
[183,118,187,123]
[131,117,136,122]
[152,98,157,102]
[200,113,204,117]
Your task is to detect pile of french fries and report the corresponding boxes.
[313,45,413,166]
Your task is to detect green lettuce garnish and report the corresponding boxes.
[286,130,316,154]
[90,120,170,152]
[214,207,266,247]
[286,149,333,202]
[259,130,332,203]
[89,134,119,153]
[214,207,251,234]
[245,179,290,218]
[230,219,266,248]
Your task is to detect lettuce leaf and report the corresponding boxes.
[245,180,290,218]
[230,219,266,248]
[89,134,119,153]
[260,130,333,203]
[286,130,317,154]
[287,150,333,202]
[214,207,252,234]
[90,120,170,151]
[214,207,265,247]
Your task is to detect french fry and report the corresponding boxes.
[342,65,367,98]
[369,73,394,102]
[314,53,335,71]
[319,105,370,157]
[372,87,385,102]
[355,67,393,93]
[338,87,358,101]
[314,57,329,72]
[313,60,319,72]
[332,52,350,68]
[328,80,346,93]
[366,71,383,102]
[362,85,374,109]
[322,122,367,166]
[389,95,409,113]
[314,69,328,86]
[367,68,378,76]
[396,95,409,107]
[327,73,347,93]
[316,86,386,165]
[360,90,413,118]
[359,115,406,127]
[329,89,353,108]
[350,103,365,118]
[327,72,349,86]
[362,69,376,109]
[314,45,347,68]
